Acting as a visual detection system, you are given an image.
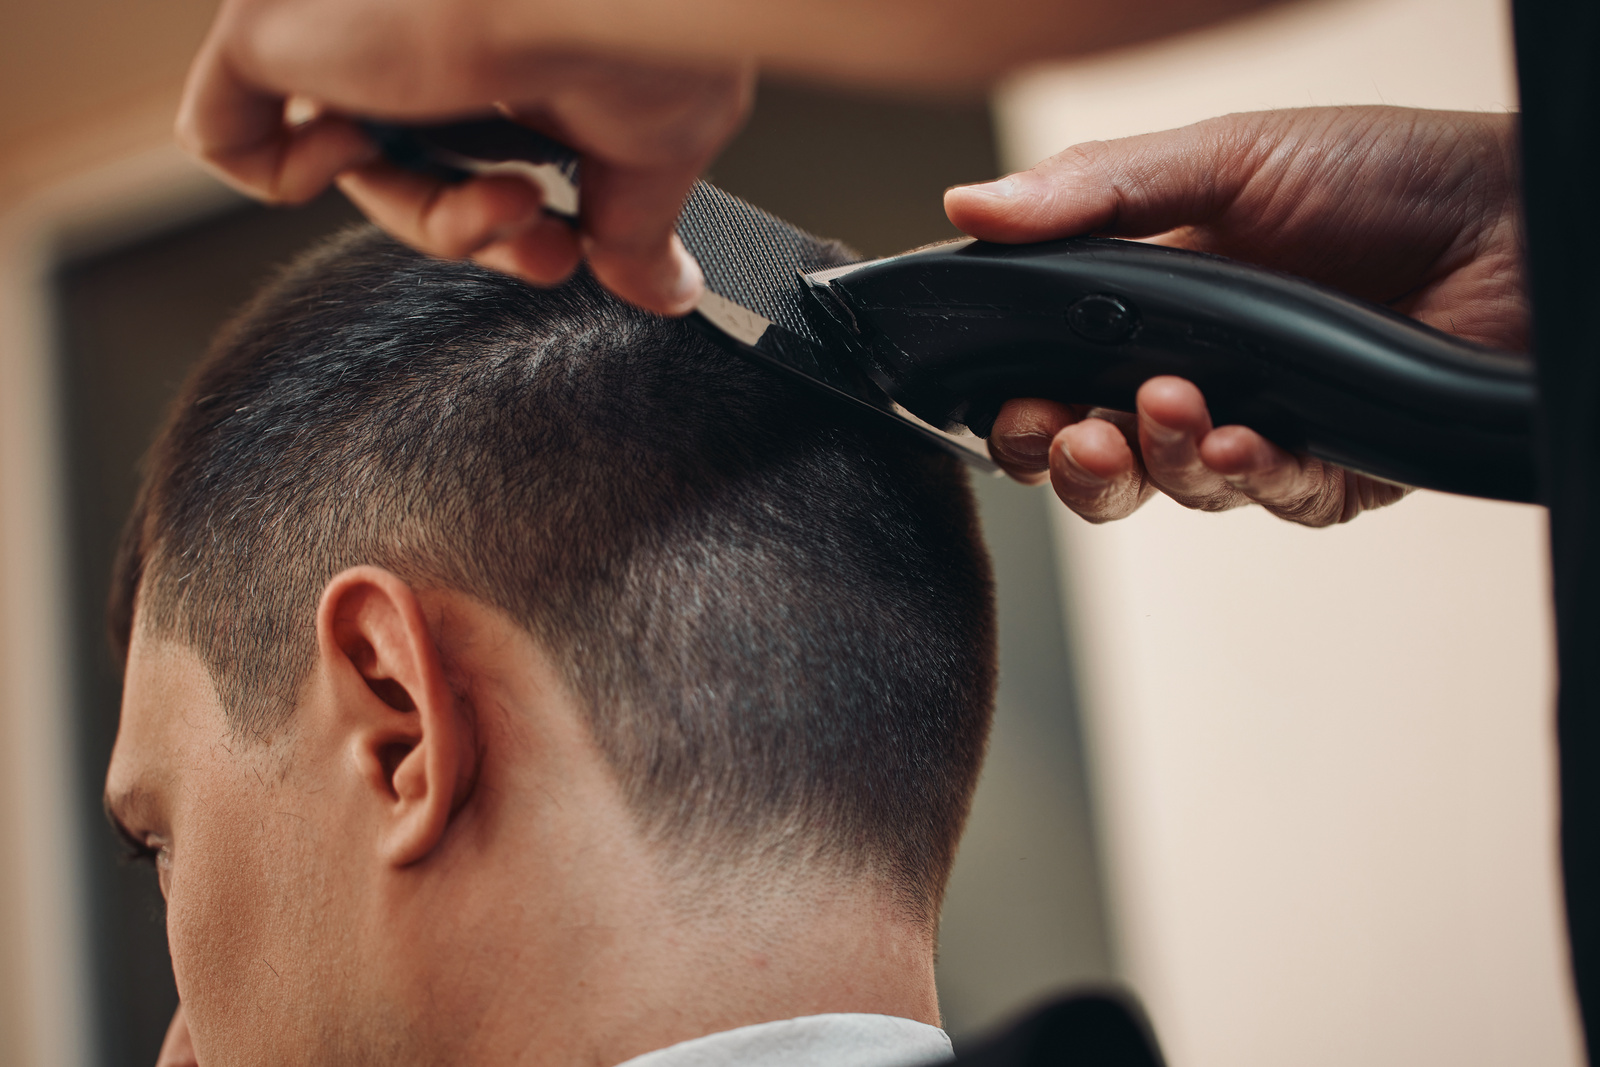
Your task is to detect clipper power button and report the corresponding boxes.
[1067,294,1137,343]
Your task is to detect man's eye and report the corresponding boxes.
[117,831,169,871]
[121,839,160,867]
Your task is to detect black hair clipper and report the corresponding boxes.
[362,118,1537,503]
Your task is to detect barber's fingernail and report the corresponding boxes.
[952,173,1027,199]
[1055,439,1108,488]
[997,431,1052,461]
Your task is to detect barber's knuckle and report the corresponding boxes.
[1340,476,1411,522]
[1150,466,1230,510]
[1057,480,1110,508]
[1265,473,1344,527]
[1069,494,1130,525]
[1055,472,1125,517]
[1146,456,1203,488]
[1050,140,1112,177]
[1182,489,1238,513]
[1073,474,1156,524]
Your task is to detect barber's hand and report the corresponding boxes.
[176,0,752,314]
[946,107,1525,526]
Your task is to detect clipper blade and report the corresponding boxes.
[676,183,997,471]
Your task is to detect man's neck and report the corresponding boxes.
[429,866,941,1066]
[580,883,940,1065]
[389,668,940,1066]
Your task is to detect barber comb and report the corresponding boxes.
[362,118,1539,502]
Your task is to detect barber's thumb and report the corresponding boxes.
[945,152,1116,244]
[947,117,1258,245]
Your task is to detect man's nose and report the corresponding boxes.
[155,1003,198,1067]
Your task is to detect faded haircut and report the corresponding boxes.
[110,226,996,916]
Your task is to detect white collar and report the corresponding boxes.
[612,1013,954,1067]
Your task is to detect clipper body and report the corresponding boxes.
[806,238,1536,501]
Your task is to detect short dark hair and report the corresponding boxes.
[112,226,996,917]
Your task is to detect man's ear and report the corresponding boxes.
[314,566,477,867]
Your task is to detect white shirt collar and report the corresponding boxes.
[612,1013,954,1067]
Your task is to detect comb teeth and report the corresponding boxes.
[677,184,862,345]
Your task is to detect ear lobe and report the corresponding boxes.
[316,566,476,867]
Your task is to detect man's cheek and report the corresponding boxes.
[166,813,306,1061]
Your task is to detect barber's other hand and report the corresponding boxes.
[946,107,1525,526]
[176,0,752,314]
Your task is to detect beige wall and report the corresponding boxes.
[994,1,1581,1064]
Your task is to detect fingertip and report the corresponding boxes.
[989,433,1054,473]
[339,167,551,260]
[1200,425,1286,476]
[1059,417,1135,482]
[1136,376,1211,435]
[986,445,1052,486]
[946,143,1124,243]
[1200,424,1332,522]
[586,233,705,316]
[943,174,1023,229]
[465,176,550,241]
[989,398,1077,472]
[663,235,706,315]
[947,171,1079,243]
[473,215,583,285]
[1048,428,1145,523]
[1052,433,1112,492]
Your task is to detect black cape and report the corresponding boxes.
[1515,0,1600,1060]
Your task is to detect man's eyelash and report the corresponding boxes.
[121,840,159,867]
[108,816,159,867]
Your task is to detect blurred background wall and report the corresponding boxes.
[0,0,1577,1065]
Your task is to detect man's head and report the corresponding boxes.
[104,226,995,1065]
